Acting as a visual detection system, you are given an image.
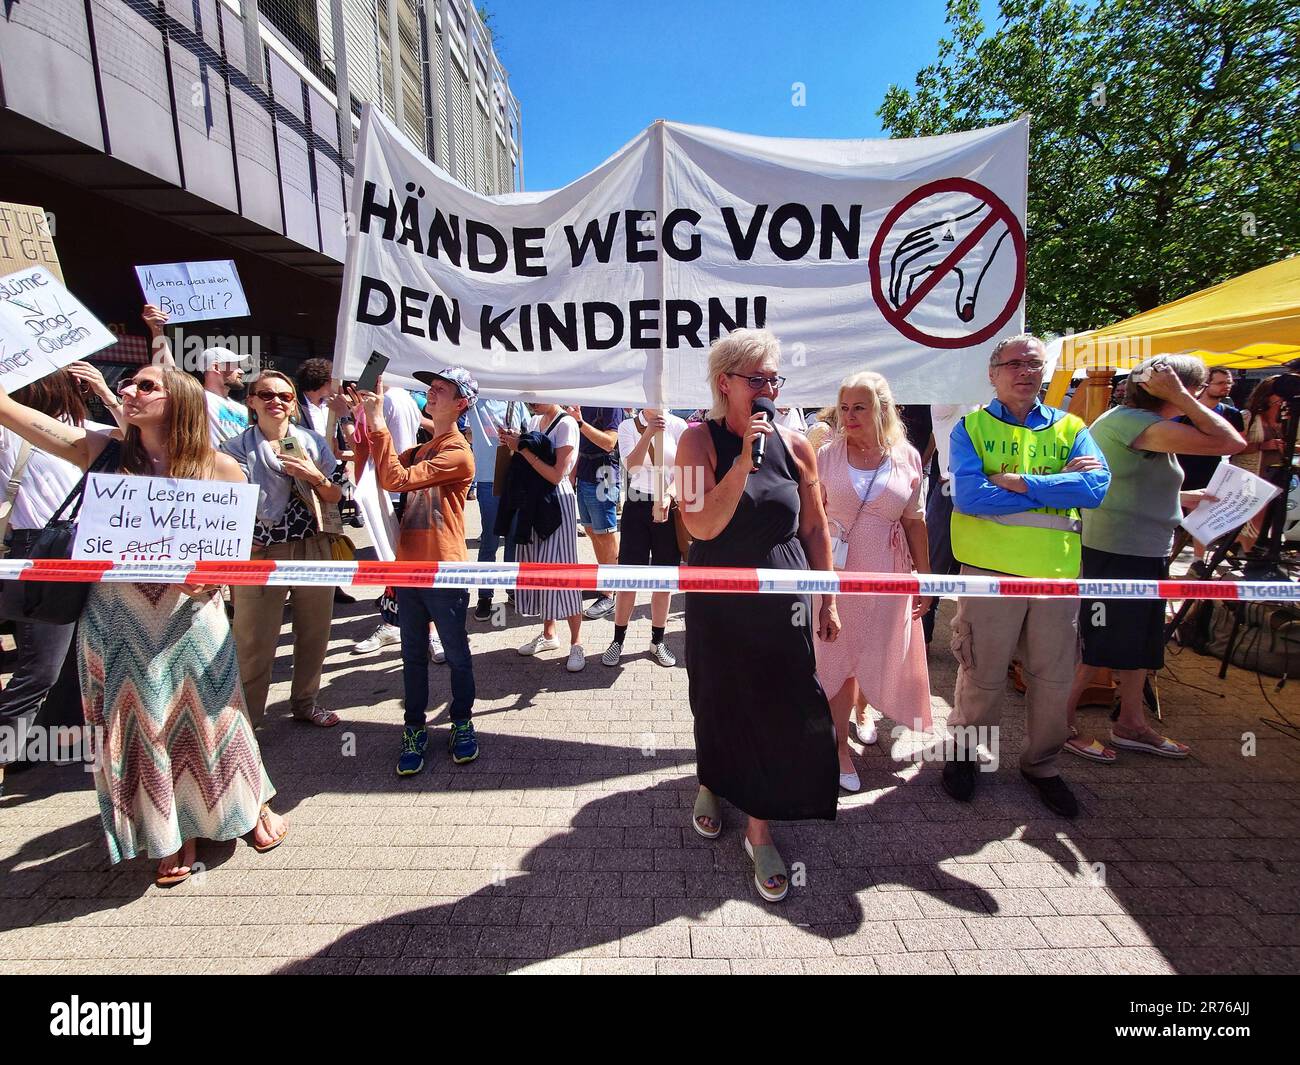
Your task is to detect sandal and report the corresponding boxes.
[1108,728,1190,759]
[294,705,340,728]
[743,836,789,903]
[1064,735,1117,764]
[155,841,195,887]
[251,805,289,853]
[692,787,722,839]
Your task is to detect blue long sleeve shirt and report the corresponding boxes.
[950,399,1110,516]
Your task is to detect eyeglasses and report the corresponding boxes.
[727,373,786,390]
[116,378,164,396]
[253,389,296,403]
[993,359,1046,374]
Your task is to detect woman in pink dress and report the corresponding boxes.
[815,371,933,792]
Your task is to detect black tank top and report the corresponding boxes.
[687,419,807,570]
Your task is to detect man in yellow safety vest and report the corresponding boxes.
[944,334,1110,818]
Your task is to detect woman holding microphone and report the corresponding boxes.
[674,329,839,904]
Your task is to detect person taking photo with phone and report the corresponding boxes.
[221,370,346,729]
[349,369,479,772]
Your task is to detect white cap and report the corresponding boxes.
[201,347,242,371]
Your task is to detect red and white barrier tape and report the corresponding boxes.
[0,559,1295,600]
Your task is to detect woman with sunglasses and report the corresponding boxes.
[0,367,287,884]
[673,328,839,904]
[221,371,345,729]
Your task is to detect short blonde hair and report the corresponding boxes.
[705,328,782,420]
[836,370,905,452]
[248,369,300,423]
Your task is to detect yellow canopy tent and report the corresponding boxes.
[1045,255,1300,408]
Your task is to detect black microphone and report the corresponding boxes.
[750,396,777,471]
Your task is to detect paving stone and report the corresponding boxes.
[2,512,1296,974]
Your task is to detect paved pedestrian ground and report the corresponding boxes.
[2,507,1298,975]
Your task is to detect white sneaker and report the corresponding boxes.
[839,769,862,792]
[650,642,676,668]
[518,633,560,656]
[583,595,616,620]
[566,645,586,672]
[354,623,401,654]
[601,640,623,667]
[429,632,446,663]
[852,715,878,746]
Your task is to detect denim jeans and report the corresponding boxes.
[396,586,474,729]
[475,481,516,602]
[0,530,78,765]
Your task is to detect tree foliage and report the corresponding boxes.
[878,0,1300,335]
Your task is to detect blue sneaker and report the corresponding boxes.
[396,726,428,776]
[448,721,479,765]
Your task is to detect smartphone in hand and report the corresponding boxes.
[357,350,389,394]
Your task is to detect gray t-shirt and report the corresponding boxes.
[1082,406,1183,557]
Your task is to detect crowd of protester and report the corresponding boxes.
[0,303,1271,901]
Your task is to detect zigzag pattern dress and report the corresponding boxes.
[79,582,274,863]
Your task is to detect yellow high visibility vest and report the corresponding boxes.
[950,408,1085,578]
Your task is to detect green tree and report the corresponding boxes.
[878,0,1300,336]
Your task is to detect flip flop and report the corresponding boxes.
[155,846,194,888]
[1108,730,1190,759]
[1063,736,1117,764]
[251,806,289,853]
[692,788,722,839]
[743,837,789,904]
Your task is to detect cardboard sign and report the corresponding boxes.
[73,474,258,562]
[0,201,62,281]
[0,266,116,392]
[134,259,250,321]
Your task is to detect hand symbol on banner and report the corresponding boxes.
[887,202,1011,323]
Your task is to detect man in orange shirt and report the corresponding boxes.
[354,367,478,773]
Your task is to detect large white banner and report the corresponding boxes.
[335,108,1028,406]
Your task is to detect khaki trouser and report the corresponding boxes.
[949,564,1078,778]
[232,533,335,727]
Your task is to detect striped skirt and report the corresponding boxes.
[514,479,583,621]
[79,583,275,864]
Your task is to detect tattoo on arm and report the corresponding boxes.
[30,418,79,448]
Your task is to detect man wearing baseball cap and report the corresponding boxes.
[352,366,479,773]
[199,345,250,446]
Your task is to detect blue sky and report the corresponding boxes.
[488,0,998,191]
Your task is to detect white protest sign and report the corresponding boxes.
[73,474,258,562]
[1181,461,1281,544]
[0,266,116,392]
[135,259,250,322]
[335,108,1027,406]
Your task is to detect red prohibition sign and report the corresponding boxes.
[868,177,1026,349]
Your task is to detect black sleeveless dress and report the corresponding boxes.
[683,420,838,822]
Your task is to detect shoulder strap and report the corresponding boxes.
[51,438,122,525]
[543,413,567,437]
[0,441,34,543]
